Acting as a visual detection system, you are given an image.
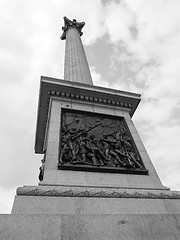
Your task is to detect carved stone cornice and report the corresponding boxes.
[61,16,85,40]
[17,186,180,199]
[48,90,133,109]
[35,76,141,154]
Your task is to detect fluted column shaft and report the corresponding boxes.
[61,17,93,85]
[64,28,93,85]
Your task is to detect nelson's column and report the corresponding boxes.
[1,16,180,240]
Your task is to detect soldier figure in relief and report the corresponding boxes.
[114,130,143,169]
[100,134,126,167]
[87,135,107,166]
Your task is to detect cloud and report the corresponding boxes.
[0,0,180,213]
[0,188,15,213]
[90,0,180,189]
[104,1,136,43]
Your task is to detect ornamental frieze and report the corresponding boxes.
[17,186,180,200]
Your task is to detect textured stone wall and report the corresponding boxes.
[1,214,180,239]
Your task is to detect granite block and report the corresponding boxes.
[12,193,174,215]
[93,104,116,116]
[41,168,165,190]
[163,199,180,214]
[1,214,180,240]
[0,214,62,240]
[45,155,58,170]
[71,100,94,112]
[46,142,59,156]
[48,122,60,133]
[135,141,147,152]
[47,131,60,143]
[12,196,76,214]
[50,113,61,123]
[41,169,87,186]
[115,108,129,117]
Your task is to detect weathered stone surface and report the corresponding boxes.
[41,169,166,190]
[1,214,180,240]
[12,195,169,215]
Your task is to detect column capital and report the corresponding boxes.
[61,16,85,40]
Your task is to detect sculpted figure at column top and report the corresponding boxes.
[61,16,85,40]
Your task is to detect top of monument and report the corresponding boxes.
[61,16,85,40]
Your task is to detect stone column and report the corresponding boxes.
[61,16,93,85]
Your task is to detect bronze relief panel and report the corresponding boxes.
[58,109,148,175]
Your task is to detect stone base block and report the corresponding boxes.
[8,185,180,239]
[12,185,180,215]
[1,214,180,239]
[12,195,166,214]
[12,195,180,215]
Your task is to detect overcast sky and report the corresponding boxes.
[0,0,180,213]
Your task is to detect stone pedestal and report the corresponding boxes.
[1,77,179,239]
[34,77,165,191]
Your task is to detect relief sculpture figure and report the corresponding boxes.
[87,135,107,166]
[59,128,78,164]
[59,110,146,173]
[114,131,143,169]
[100,134,126,167]
[60,122,102,165]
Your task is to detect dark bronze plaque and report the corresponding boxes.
[58,109,148,175]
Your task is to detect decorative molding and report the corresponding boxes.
[48,90,133,110]
[17,186,180,199]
